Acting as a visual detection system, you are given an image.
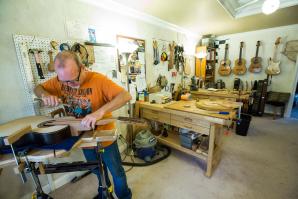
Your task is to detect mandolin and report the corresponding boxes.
[266,37,281,75]
[233,42,247,75]
[218,44,231,76]
[249,41,262,73]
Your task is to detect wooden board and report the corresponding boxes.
[195,46,207,79]
[164,101,236,120]
[195,99,241,112]
[191,89,250,100]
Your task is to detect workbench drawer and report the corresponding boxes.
[142,108,171,124]
[171,118,209,135]
[171,114,210,129]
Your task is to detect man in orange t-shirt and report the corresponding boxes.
[34,51,132,199]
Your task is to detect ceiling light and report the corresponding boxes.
[262,0,280,15]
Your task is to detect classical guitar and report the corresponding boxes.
[249,41,262,73]
[218,44,231,76]
[233,42,247,75]
[266,37,281,75]
[0,116,146,150]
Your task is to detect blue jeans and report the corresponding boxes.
[83,142,132,199]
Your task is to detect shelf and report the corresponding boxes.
[157,132,208,161]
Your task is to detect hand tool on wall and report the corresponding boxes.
[71,43,89,67]
[47,50,55,72]
[29,49,45,79]
[153,40,159,65]
[168,41,175,70]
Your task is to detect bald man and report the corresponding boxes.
[34,51,132,199]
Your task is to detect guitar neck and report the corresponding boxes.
[239,47,243,62]
[273,45,278,62]
[255,46,259,58]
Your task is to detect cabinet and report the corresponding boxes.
[195,46,217,85]
[137,101,234,177]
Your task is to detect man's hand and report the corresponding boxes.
[41,93,61,107]
[81,110,105,129]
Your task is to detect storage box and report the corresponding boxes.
[179,129,199,149]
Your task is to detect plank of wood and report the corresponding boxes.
[205,124,216,177]
[164,100,236,120]
[195,99,241,111]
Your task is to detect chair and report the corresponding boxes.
[266,91,291,119]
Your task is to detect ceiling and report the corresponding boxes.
[111,0,298,36]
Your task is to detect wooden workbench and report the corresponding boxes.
[136,100,235,177]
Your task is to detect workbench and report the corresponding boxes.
[136,100,235,177]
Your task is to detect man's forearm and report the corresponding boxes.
[96,90,132,116]
[34,84,50,98]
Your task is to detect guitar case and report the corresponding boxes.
[251,79,268,116]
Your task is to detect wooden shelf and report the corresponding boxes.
[157,132,208,161]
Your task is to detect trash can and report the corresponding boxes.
[236,113,252,136]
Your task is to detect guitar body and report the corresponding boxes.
[265,37,282,76]
[218,59,231,76]
[0,116,71,150]
[233,58,247,75]
[249,57,262,73]
[266,58,281,75]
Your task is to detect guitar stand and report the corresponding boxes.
[14,137,118,199]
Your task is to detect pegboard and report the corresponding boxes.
[13,34,118,116]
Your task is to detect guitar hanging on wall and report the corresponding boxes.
[249,41,262,73]
[218,44,231,76]
[266,37,282,75]
[233,41,246,75]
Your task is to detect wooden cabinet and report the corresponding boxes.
[137,101,234,177]
[195,46,217,85]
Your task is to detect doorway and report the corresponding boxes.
[291,82,298,118]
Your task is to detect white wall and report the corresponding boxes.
[0,0,199,198]
[0,0,198,124]
[216,24,298,117]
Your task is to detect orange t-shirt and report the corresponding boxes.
[41,71,124,147]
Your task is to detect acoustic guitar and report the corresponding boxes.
[249,41,262,73]
[233,42,247,75]
[218,44,231,76]
[0,116,146,149]
[266,37,281,75]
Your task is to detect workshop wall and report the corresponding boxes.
[0,0,199,123]
[215,24,298,117]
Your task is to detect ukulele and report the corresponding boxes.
[249,41,262,73]
[218,44,231,76]
[233,42,247,75]
[266,37,281,75]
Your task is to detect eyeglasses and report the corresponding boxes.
[57,68,81,84]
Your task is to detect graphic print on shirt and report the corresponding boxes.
[61,84,92,118]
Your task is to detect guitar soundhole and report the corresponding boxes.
[37,120,56,128]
